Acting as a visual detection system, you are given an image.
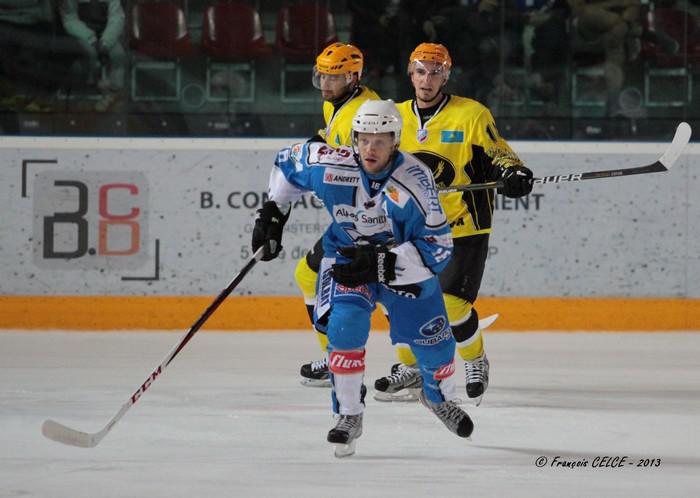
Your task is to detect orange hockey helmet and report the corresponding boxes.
[407,43,452,79]
[315,42,363,76]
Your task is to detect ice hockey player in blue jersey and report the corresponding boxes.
[251,100,473,457]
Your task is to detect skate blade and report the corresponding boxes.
[333,440,357,458]
[470,394,484,407]
[373,389,419,403]
[300,378,332,388]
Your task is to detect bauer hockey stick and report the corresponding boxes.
[42,246,265,448]
[439,121,692,194]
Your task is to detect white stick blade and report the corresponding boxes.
[659,122,692,170]
[42,419,97,448]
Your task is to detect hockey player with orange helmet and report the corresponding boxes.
[296,42,381,387]
[373,43,534,406]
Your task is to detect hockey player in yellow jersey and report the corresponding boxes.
[310,42,381,145]
[296,42,381,386]
[373,43,534,405]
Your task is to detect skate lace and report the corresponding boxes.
[385,364,419,385]
[433,401,466,429]
[335,414,361,433]
[310,357,328,373]
[465,357,487,384]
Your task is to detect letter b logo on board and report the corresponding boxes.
[33,171,149,270]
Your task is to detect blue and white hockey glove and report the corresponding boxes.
[499,165,534,198]
[332,244,397,286]
[251,201,289,261]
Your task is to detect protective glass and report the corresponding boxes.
[408,60,450,80]
[312,66,353,89]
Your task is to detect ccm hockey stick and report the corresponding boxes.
[439,122,692,194]
[42,247,265,448]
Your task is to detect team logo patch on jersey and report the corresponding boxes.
[385,186,400,203]
[416,129,428,143]
[412,151,456,188]
[324,171,360,186]
[419,316,447,337]
[440,130,464,143]
[415,315,451,346]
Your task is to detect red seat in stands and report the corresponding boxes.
[275,3,338,102]
[129,1,193,101]
[201,1,272,103]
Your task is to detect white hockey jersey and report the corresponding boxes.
[268,142,453,285]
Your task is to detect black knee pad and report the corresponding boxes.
[451,308,479,343]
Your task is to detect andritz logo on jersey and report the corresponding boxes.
[440,130,464,143]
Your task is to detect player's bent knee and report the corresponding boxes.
[443,293,473,325]
[327,302,371,350]
[451,308,479,343]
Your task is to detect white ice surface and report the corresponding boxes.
[1,331,699,498]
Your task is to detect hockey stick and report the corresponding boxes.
[42,247,265,448]
[439,122,692,194]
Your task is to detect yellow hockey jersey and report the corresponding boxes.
[319,85,380,146]
[397,95,523,239]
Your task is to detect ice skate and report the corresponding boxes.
[418,390,473,438]
[465,353,489,406]
[373,363,422,402]
[327,413,363,458]
[300,357,331,387]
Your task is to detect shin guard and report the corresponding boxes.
[329,350,366,415]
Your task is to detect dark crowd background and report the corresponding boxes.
[1,0,698,139]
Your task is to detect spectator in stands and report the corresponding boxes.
[418,0,528,102]
[527,0,571,110]
[640,0,700,55]
[568,0,643,115]
[363,0,450,99]
[0,0,82,111]
[60,0,126,111]
[347,0,401,78]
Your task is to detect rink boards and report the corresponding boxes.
[1,136,699,330]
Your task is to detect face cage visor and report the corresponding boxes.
[407,60,450,82]
[312,66,355,90]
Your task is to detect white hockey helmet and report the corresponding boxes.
[352,99,402,146]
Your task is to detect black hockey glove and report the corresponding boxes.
[251,201,289,261]
[331,244,397,287]
[499,165,534,198]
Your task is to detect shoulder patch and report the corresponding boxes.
[308,143,355,166]
[384,185,405,206]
